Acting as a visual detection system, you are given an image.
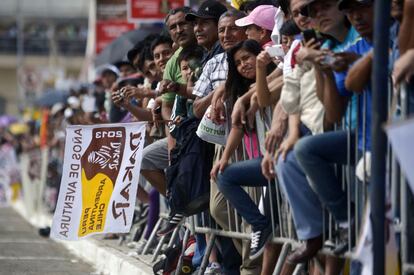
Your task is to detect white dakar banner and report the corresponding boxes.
[51,122,146,240]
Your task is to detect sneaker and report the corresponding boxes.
[249,225,272,260]
[135,239,148,254]
[156,213,184,236]
[333,221,356,255]
[204,262,224,275]
[126,241,138,249]
[38,226,50,238]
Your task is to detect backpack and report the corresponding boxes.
[153,245,181,275]
[152,236,195,275]
[166,117,215,217]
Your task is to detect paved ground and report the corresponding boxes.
[0,207,95,275]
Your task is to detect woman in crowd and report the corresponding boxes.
[210,39,277,261]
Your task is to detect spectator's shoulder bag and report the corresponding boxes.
[166,117,215,217]
[196,105,226,146]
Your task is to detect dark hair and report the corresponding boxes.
[137,46,154,72]
[177,45,205,65]
[276,0,290,15]
[127,33,160,63]
[279,18,301,36]
[150,35,173,53]
[118,77,144,89]
[165,6,194,24]
[113,60,134,70]
[219,8,246,21]
[226,39,270,105]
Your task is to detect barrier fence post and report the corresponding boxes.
[371,1,391,274]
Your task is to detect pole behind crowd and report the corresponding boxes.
[371,1,391,274]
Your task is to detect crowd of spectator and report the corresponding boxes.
[2,0,414,274]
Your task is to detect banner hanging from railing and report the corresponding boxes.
[51,122,146,241]
[386,117,414,195]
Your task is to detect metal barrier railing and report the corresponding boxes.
[14,83,413,274]
[394,84,414,275]
[136,81,414,274]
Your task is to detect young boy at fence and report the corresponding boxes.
[177,45,229,274]
[175,46,204,125]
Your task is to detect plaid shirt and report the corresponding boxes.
[192,52,228,98]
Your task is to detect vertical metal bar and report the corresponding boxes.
[234,207,240,233]
[176,228,190,272]
[16,0,25,103]
[190,215,196,234]
[359,91,369,250]
[371,1,391,273]
[267,179,277,238]
[201,211,205,227]
[226,200,233,231]
[400,84,408,275]
[322,210,326,244]
[400,173,408,275]
[346,112,352,252]
[272,242,292,275]
[391,153,400,220]
[274,178,284,237]
[329,214,334,244]
[142,218,163,255]
[198,233,216,275]
[292,263,305,275]
[167,226,180,248]
[233,149,241,233]
[313,258,325,274]
[151,235,166,262]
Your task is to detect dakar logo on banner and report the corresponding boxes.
[51,122,146,241]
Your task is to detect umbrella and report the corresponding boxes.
[35,90,69,107]
[94,27,162,67]
[0,115,18,128]
[9,123,29,135]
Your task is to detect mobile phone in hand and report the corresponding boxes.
[266,45,285,58]
[154,106,162,115]
[303,29,318,43]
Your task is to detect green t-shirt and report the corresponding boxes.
[162,47,184,103]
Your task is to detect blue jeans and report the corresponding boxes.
[275,124,324,240]
[217,158,269,232]
[192,233,206,268]
[294,130,356,222]
[409,84,414,114]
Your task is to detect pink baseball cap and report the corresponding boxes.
[235,5,277,31]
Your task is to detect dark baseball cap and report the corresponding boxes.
[114,60,133,69]
[185,0,227,22]
[338,0,373,10]
[127,43,146,63]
